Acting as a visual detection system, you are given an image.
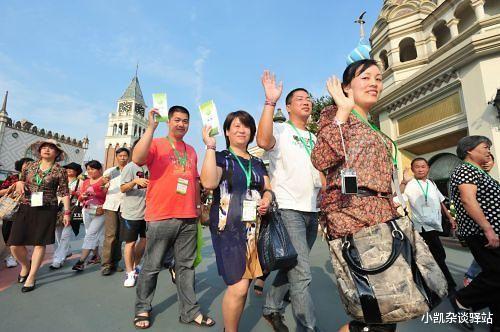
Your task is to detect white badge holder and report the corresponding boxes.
[31,192,44,207]
[176,178,189,195]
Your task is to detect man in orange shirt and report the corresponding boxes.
[132,106,215,330]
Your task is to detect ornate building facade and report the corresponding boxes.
[0,91,89,179]
[369,0,500,191]
[103,74,148,169]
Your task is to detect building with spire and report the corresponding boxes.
[104,73,148,168]
[0,91,89,178]
[367,0,500,190]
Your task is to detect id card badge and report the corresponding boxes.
[341,168,358,194]
[31,192,44,207]
[242,200,257,222]
[422,206,433,218]
[176,178,189,195]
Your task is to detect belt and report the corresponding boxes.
[357,187,392,198]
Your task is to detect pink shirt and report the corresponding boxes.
[79,178,107,208]
[143,138,199,222]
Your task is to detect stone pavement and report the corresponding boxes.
[0,227,492,332]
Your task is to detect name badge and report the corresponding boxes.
[422,206,434,218]
[31,192,44,207]
[176,178,189,195]
[242,200,257,222]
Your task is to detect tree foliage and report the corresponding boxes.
[307,95,334,134]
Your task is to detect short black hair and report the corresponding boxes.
[342,59,379,91]
[115,147,130,156]
[285,88,309,105]
[168,105,190,120]
[14,158,34,172]
[131,139,140,151]
[411,157,429,168]
[85,160,103,170]
[223,110,256,149]
[456,135,492,160]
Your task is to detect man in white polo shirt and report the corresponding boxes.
[257,71,324,332]
[400,157,457,294]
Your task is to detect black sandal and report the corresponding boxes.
[179,315,215,328]
[133,314,151,329]
[254,285,264,296]
[17,262,31,283]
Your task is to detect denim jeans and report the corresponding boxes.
[135,218,200,322]
[263,209,318,331]
[465,259,481,279]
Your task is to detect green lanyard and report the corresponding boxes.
[228,148,252,188]
[167,137,188,170]
[34,164,53,186]
[465,162,490,178]
[416,179,429,204]
[287,121,314,156]
[351,110,398,167]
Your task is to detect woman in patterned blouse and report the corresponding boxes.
[9,139,70,292]
[311,59,399,332]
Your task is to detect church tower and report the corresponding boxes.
[104,73,148,169]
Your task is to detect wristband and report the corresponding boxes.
[265,100,277,107]
[64,210,71,216]
[206,145,216,151]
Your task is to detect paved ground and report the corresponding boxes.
[0,227,492,332]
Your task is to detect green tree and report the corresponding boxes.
[307,95,334,134]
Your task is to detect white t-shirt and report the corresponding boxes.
[404,178,445,232]
[102,166,124,211]
[264,122,322,212]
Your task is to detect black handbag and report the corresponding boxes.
[257,190,298,273]
[70,204,83,236]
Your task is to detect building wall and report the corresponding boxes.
[0,127,87,172]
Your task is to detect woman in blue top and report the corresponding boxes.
[201,110,272,332]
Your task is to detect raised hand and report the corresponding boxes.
[147,109,160,131]
[202,125,216,147]
[326,76,354,122]
[402,167,413,184]
[261,70,283,103]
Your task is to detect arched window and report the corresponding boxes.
[428,153,463,197]
[455,1,476,34]
[113,124,117,135]
[485,0,500,16]
[124,123,129,135]
[118,123,123,135]
[138,127,142,138]
[379,50,389,70]
[399,37,417,62]
[134,125,138,137]
[432,20,452,49]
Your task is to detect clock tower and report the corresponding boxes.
[104,73,148,168]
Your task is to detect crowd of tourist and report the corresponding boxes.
[0,59,499,332]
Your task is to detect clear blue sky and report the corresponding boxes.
[0,0,383,162]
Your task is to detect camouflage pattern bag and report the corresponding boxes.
[328,216,448,324]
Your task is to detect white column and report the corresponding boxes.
[446,18,459,38]
[471,0,486,21]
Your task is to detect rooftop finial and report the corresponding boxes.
[355,11,367,40]
[0,91,8,115]
[135,62,139,77]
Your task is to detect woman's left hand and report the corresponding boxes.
[257,197,271,215]
[63,214,71,227]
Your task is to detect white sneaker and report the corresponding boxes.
[124,271,137,287]
[5,255,18,268]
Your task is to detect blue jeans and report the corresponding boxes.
[466,259,481,279]
[263,209,318,331]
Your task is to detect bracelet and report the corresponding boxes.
[64,210,71,216]
[264,100,277,107]
[206,145,216,151]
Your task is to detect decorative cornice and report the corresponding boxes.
[375,70,459,115]
[6,118,89,148]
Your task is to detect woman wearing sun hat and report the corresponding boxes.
[8,139,71,292]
